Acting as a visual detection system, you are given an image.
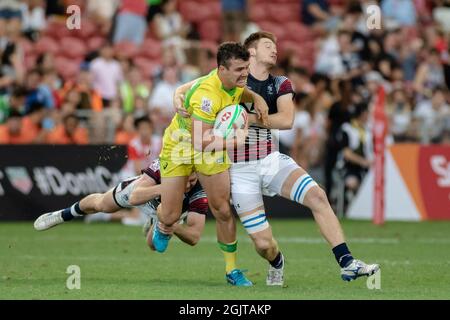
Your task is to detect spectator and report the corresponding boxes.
[340,5,370,62]
[148,65,181,134]
[302,0,329,26]
[301,93,327,172]
[120,66,151,114]
[90,44,123,106]
[60,69,103,112]
[336,102,373,209]
[24,68,55,112]
[414,48,447,100]
[115,114,136,145]
[324,79,352,197]
[337,29,364,85]
[433,0,450,33]
[0,110,27,143]
[0,85,26,123]
[120,115,161,179]
[0,24,25,92]
[146,0,163,22]
[89,44,124,142]
[309,72,334,112]
[21,0,46,40]
[221,0,247,42]
[301,0,341,34]
[381,0,417,27]
[113,0,148,46]
[46,113,89,144]
[5,101,48,143]
[287,67,313,94]
[315,32,342,77]
[154,0,190,64]
[87,0,119,35]
[414,86,450,144]
[0,0,22,38]
[290,94,312,169]
[386,87,416,142]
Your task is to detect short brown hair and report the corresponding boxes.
[244,31,277,50]
[217,42,250,68]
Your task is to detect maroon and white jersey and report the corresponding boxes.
[233,73,294,162]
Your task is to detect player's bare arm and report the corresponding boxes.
[128,177,162,206]
[241,87,269,126]
[247,93,295,130]
[173,79,196,117]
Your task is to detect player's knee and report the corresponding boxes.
[210,202,232,221]
[94,196,111,213]
[254,236,275,253]
[305,186,329,211]
[158,211,179,226]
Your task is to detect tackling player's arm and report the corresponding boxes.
[173,212,205,246]
[248,93,295,130]
[173,79,197,117]
[241,87,269,126]
[128,176,162,206]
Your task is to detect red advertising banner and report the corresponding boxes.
[390,144,450,220]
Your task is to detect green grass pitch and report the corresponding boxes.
[1,219,450,299]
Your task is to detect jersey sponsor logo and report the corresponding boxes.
[221,111,232,122]
[267,84,274,95]
[201,97,212,113]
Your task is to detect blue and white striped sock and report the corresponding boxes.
[61,202,86,221]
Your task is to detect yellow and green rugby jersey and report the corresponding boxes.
[160,69,244,163]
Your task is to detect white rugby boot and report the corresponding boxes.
[34,210,64,231]
[341,259,380,281]
[266,254,284,286]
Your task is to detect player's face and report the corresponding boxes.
[222,59,250,88]
[185,174,197,192]
[255,38,277,67]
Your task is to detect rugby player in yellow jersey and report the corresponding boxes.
[152,42,269,286]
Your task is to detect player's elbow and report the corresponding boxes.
[186,233,201,246]
[285,112,295,129]
[282,117,294,130]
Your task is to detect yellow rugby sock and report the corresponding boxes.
[218,240,237,274]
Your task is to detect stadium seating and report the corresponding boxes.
[60,37,88,59]
[199,20,222,43]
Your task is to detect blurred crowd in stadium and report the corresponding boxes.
[0,0,450,200]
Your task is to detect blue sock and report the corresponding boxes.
[332,243,354,268]
[61,202,86,221]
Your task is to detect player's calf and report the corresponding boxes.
[239,210,285,286]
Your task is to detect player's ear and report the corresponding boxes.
[248,47,256,57]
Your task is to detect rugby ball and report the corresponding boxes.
[213,105,248,138]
